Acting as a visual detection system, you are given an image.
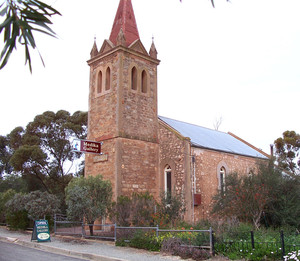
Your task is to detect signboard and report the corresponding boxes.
[72,139,102,154]
[31,220,51,242]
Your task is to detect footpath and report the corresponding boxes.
[0,226,183,261]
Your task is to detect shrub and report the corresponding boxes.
[6,210,29,230]
[161,237,210,260]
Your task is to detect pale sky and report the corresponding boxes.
[0,0,299,154]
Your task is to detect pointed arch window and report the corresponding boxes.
[131,66,137,90]
[97,71,103,93]
[219,167,226,194]
[141,70,147,93]
[164,165,172,193]
[105,67,111,91]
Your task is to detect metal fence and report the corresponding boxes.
[54,215,213,253]
[54,214,116,240]
[214,230,300,260]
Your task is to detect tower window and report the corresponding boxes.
[97,71,102,93]
[141,70,147,93]
[105,67,111,91]
[164,165,172,193]
[131,66,137,90]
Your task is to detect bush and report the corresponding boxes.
[6,210,29,230]
[116,230,161,251]
[161,237,210,260]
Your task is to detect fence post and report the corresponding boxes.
[251,231,255,249]
[156,225,159,238]
[114,224,117,242]
[210,227,215,256]
[81,222,85,237]
[54,214,56,234]
[280,230,285,260]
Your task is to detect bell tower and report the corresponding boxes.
[85,0,160,199]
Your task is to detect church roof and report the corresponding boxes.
[159,116,268,159]
[109,0,140,46]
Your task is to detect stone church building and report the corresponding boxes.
[85,0,269,223]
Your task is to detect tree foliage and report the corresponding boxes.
[109,191,186,228]
[7,110,87,198]
[5,190,60,228]
[23,190,60,220]
[0,0,61,72]
[156,191,186,227]
[65,175,112,235]
[212,161,300,229]
[274,130,300,176]
[0,188,16,223]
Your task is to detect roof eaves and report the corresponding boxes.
[191,142,268,160]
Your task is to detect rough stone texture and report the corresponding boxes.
[158,119,262,223]
[86,44,160,201]
[192,147,260,221]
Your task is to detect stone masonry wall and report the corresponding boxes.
[119,137,159,198]
[158,121,189,196]
[192,147,261,221]
[120,52,158,143]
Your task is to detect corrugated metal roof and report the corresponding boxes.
[159,116,267,159]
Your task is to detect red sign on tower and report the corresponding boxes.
[72,139,102,154]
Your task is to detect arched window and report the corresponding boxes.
[164,165,172,193]
[141,70,147,93]
[219,167,226,194]
[131,66,137,90]
[97,71,102,93]
[105,67,111,91]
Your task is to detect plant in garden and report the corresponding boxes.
[5,190,60,228]
[23,190,60,220]
[109,195,131,226]
[212,160,300,229]
[0,188,16,223]
[284,250,300,261]
[131,192,156,226]
[65,175,112,236]
[212,171,272,229]
[156,191,186,227]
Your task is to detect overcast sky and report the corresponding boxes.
[0,0,299,154]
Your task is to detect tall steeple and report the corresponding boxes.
[109,0,140,46]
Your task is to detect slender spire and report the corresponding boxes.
[90,36,98,58]
[109,0,140,47]
[149,36,158,59]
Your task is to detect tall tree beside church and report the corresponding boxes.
[0,135,13,178]
[9,110,87,197]
[274,130,300,176]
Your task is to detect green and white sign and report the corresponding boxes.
[31,220,51,242]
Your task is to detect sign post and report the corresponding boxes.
[31,219,51,242]
[72,139,102,154]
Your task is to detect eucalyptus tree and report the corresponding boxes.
[9,110,87,198]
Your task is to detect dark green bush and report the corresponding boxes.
[6,210,29,230]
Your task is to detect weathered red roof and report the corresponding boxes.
[109,0,140,46]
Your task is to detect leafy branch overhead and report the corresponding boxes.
[0,0,61,72]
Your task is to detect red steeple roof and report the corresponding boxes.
[109,0,140,46]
